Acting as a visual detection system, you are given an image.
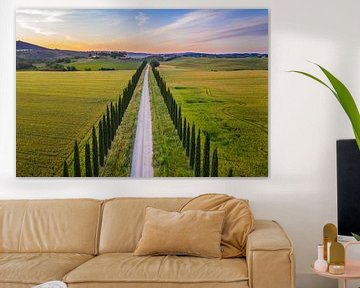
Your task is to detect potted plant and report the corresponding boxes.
[291,63,360,240]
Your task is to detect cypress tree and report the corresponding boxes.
[73,140,81,177]
[194,129,201,177]
[106,106,111,147]
[85,143,92,177]
[203,133,210,177]
[182,117,187,148]
[169,99,173,120]
[228,168,234,177]
[173,102,176,124]
[178,107,182,139]
[122,91,126,113]
[186,123,190,156]
[178,115,182,140]
[174,104,178,127]
[170,100,174,122]
[118,96,122,123]
[92,126,99,177]
[62,160,69,177]
[211,148,218,177]
[99,120,104,166]
[111,104,114,140]
[110,104,114,138]
[113,105,117,132]
[114,105,118,128]
[120,97,124,121]
[190,123,196,168]
[102,115,108,156]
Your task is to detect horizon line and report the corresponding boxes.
[16,40,268,55]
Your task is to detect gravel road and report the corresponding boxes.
[130,65,154,177]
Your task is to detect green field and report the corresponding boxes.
[159,57,268,177]
[16,56,268,177]
[65,58,141,71]
[16,70,135,176]
[162,57,268,71]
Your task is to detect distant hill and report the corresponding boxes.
[16,40,49,51]
[158,52,268,59]
[16,40,88,62]
[129,51,268,60]
[16,40,268,63]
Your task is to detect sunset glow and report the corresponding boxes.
[16,9,268,53]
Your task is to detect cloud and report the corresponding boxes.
[16,9,71,36]
[17,22,56,36]
[16,9,69,23]
[147,10,268,52]
[194,17,268,43]
[154,10,225,34]
[135,12,150,26]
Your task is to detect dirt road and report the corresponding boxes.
[130,65,154,177]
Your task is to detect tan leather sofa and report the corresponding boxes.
[0,198,295,288]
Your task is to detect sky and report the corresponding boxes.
[16,9,268,54]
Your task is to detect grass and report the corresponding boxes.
[65,58,141,71]
[162,57,268,71]
[159,57,268,177]
[16,70,135,176]
[149,69,194,177]
[100,72,145,176]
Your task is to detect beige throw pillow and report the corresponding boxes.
[181,194,255,258]
[134,207,225,258]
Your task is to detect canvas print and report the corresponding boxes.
[16,9,268,177]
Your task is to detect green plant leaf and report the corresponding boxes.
[316,64,360,148]
[289,70,337,98]
[290,64,360,150]
[351,232,360,241]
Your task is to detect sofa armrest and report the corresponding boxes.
[246,220,295,288]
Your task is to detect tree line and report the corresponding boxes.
[62,61,147,177]
[151,64,219,177]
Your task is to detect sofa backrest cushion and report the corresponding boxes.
[181,194,254,258]
[99,198,189,253]
[0,199,102,254]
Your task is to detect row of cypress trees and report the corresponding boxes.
[63,61,147,177]
[151,65,218,177]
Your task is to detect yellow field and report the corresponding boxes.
[16,70,134,176]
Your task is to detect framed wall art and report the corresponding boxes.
[16,9,268,177]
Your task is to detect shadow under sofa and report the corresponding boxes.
[0,198,295,288]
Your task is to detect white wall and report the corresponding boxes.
[1,0,360,287]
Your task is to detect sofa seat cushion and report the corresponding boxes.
[64,253,248,285]
[0,253,93,285]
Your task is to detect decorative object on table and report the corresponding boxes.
[32,281,67,288]
[312,236,360,288]
[290,63,360,150]
[323,223,337,262]
[329,242,345,275]
[328,264,345,275]
[314,244,328,272]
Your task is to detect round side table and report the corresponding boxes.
[311,242,360,288]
